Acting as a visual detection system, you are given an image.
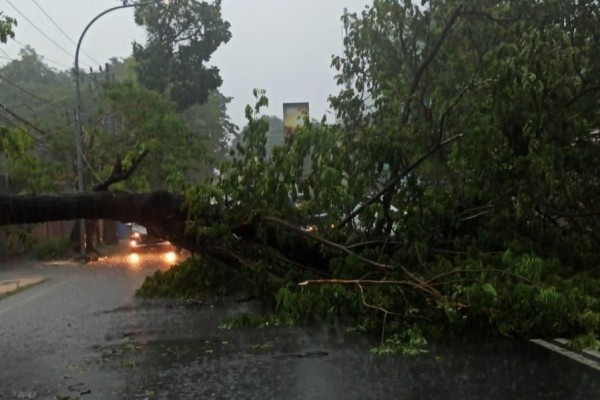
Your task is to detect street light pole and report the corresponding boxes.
[74,0,165,258]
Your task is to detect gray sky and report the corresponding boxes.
[0,0,371,128]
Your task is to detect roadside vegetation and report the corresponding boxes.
[31,238,70,260]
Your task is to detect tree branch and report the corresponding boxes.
[262,216,441,298]
[333,134,462,231]
[93,150,149,191]
[566,85,600,108]
[402,5,464,123]
[460,10,519,28]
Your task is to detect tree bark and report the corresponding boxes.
[1,191,186,227]
[102,219,119,245]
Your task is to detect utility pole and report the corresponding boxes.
[73,0,167,259]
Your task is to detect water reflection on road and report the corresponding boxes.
[0,257,598,399]
[104,304,600,400]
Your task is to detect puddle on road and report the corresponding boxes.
[90,299,600,400]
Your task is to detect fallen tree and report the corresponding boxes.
[2,0,599,352]
[69,150,151,250]
[0,190,436,295]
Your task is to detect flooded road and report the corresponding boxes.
[0,257,599,399]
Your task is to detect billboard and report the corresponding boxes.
[283,102,309,138]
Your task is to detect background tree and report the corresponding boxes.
[0,47,74,192]
[132,0,231,109]
[97,81,203,191]
[181,91,237,180]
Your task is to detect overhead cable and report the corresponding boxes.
[0,45,13,61]
[5,0,92,68]
[0,74,60,109]
[30,0,101,67]
[0,103,50,137]
[0,112,15,127]
[0,104,53,150]
[10,37,72,69]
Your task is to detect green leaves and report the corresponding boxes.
[143,0,600,347]
[0,12,16,43]
[133,0,231,109]
[100,82,204,191]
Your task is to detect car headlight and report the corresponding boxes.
[127,253,140,264]
[129,239,138,247]
[165,251,177,264]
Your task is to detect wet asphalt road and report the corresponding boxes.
[0,256,153,399]
[0,257,599,400]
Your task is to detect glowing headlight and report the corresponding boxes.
[165,251,177,264]
[132,232,141,239]
[129,239,138,247]
[128,253,140,264]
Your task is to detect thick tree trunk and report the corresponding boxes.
[0,190,435,292]
[68,150,151,252]
[0,190,322,269]
[1,191,185,227]
[102,220,119,245]
[69,219,101,251]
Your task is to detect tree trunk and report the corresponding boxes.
[0,191,326,272]
[102,220,119,245]
[0,191,425,287]
[1,191,186,227]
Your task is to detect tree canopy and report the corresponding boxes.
[132,0,231,109]
[0,51,234,195]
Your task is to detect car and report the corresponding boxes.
[301,212,332,233]
[126,223,178,264]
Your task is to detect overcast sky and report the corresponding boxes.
[0,0,371,128]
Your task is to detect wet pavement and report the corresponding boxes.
[0,256,599,400]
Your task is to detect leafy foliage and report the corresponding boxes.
[0,12,15,43]
[32,238,70,260]
[132,0,231,109]
[219,313,293,330]
[136,256,247,298]
[157,0,600,350]
[0,47,234,194]
[98,81,203,191]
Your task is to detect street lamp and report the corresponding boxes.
[73,0,167,258]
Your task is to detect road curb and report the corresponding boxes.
[531,339,600,371]
[0,277,47,298]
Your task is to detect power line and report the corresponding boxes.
[0,47,12,61]
[5,0,92,68]
[0,103,50,137]
[30,0,101,67]
[0,112,16,127]
[0,73,60,109]
[0,104,54,151]
[9,38,72,69]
